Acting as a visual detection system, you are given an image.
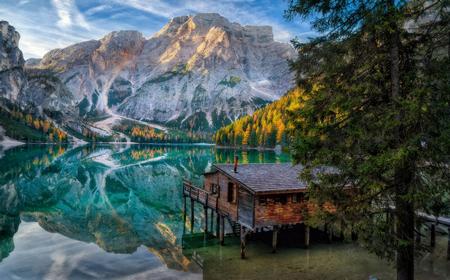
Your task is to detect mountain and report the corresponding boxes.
[26,13,295,131]
[214,88,302,148]
[0,14,295,142]
[0,21,25,102]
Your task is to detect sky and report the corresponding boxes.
[0,0,315,59]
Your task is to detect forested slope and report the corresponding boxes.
[214,88,302,148]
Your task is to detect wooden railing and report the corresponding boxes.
[183,180,218,209]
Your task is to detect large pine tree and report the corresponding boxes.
[286,1,449,279]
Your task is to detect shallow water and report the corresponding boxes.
[0,144,448,279]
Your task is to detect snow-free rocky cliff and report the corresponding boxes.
[2,14,295,133]
[27,13,295,131]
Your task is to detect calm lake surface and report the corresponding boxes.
[0,144,448,280]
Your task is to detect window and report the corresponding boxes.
[227,182,236,203]
[211,183,219,195]
[274,196,287,204]
[259,196,267,205]
[292,193,304,203]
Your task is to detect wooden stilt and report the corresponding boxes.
[183,196,187,234]
[216,212,220,237]
[272,226,278,253]
[219,215,225,245]
[204,206,208,233]
[430,224,436,247]
[447,227,450,261]
[327,225,333,243]
[190,198,195,233]
[240,226,247,259]
[304,225,310,249]
[415,224,421,244]
[210,208,214,232]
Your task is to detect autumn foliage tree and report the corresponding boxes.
[214,88,303,148]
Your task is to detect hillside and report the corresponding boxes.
[214,88,302,148]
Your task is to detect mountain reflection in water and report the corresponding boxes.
[0,144,290,279]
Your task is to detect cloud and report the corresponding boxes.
[0,0,311,58]
[51,0,90,30]
[85,4,112,16]
[111,0,300,42]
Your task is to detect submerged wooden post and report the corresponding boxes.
[216,212,220,237]
[183,196,187,233]
[210,208,214,232]
[447,227,450,260]
[204,206,208,233]
[415,224,421,244]
[304,225,310,249]
[190,198,195,233]
[240,226,247,259]
[219,215,225,245]
[430,224,436,247]
[327,225,333,243]
[272,226,278,253]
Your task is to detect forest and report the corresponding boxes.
[0,105,68,142]
[213,88,302,148]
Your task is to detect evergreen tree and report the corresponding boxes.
[286,1,449,279]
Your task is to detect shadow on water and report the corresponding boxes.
[0,144,448,279]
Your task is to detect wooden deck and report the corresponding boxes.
[183,180,218,210]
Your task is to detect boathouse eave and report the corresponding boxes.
[209,164,308,196]
[209,165,257,195]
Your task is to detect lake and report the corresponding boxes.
[0,144,448,280]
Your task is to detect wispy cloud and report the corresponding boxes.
[51,0,90,30]
[0,0,311,58]
[85,4,112,16]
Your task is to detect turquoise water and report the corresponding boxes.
[0,144,448,280]
[0,144,289,279]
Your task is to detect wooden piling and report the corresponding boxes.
[216,212,220,237]
[210,208,214,232]
[272,226,278,253]
[304,225,310,249]
[190,198,195,233]
[447,226,450,260]
[327,224,333,243]
[415,225,421,244]
[204,206,208,233]
[219,215,225,245]
[430,224,436,247]
[183,196,187,233]
[240,226,246,259]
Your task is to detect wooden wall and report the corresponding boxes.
[204,172,308,228]
[238,187,254,228]
[204,172,238,220]
[254,194,307,227]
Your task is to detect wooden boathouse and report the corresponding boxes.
[183,158,450,260]
[183,158,312,258]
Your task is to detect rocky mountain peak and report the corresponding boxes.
[3,14,295,133]
[0,21,24,71]
[0,21,25,102]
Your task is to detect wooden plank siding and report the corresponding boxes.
[255,194,307,227]
[204,171,308,229]
[238,187,254,228]
[204,172,239,220]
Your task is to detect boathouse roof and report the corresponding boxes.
[212,163,307,194]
